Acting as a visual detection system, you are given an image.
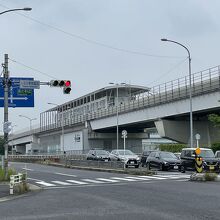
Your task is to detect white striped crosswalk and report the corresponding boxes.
[32,174,190,188]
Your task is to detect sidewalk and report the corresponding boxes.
[0,183,9,198]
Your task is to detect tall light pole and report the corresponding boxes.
[1,7,32,179]
[48,102,64,153]
[109,82,126,150]
[109,83,119,150]
[161,38,193,148]
[11,124,17,155]
[0,7,32,15]
[19,115,37,132]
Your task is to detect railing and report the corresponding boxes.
[10,173,26,195]
[13,65,220,134]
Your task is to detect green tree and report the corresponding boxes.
[208,114,220,127]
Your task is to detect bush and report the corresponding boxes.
[159,144,186,153]
[204,173,218,181]
[0,167,16,182]
[211,143,220,153]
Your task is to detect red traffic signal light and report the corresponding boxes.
[65,80,71,87]
[63,80,71,94]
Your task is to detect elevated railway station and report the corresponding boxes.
[9,65,220,154]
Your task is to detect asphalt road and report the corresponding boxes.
[0,162,219,220]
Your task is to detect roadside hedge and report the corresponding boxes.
[159,144,186,153]
[211,143,220,153]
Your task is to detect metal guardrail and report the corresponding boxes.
[10,173,26,195]
[40,65,220,132]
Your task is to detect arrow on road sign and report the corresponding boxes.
[0,97,28,100]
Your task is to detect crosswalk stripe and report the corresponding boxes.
[36,181,56,187]
[154,175,190,179]
[82,179,105,184]
[111,177,137,181]
[51,181,72,185]
[138,176,166,180]
[96,178,119,183]
[66,180,88,185]
[126,176,151,180]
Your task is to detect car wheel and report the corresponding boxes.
[146,162,151,170]
[180,165,185,173]
[135,165,139,168]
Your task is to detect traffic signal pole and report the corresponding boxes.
[3,54,9,179]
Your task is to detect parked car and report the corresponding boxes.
[215,150,220,159]
[146,151,180,171]
[110,149,140,168]
[174,152,181,159]
[179,148,220,173]
[140,150,158,167]
[86,149,110,161]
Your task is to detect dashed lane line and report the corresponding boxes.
[51,181,72,186]
[81,179,105,184]
[35,181,56,187]
[66,180,89,185]
[96,178,119,183]
[54,172,77,177]
[110,177,137,182]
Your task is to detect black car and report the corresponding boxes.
[146,151,180,171]
[140,150,157,167]
[179,148,220,173]
[86,150,110,161]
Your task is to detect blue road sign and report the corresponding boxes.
[0,77,34,107]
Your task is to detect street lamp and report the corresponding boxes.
[0,7,32,15]
[161,38,193,148]
[109,82,126,150]
[18,115,37,132]
[1,7,32,179]
[48,102,64,153]
[11,125,17,155]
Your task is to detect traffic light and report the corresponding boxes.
[50,80,65,87]
[63,80,71,94]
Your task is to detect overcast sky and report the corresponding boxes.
[0,0,219,133]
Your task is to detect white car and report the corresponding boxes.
[110,149,140,168]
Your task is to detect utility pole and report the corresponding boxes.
[3,54,9,178]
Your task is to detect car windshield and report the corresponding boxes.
[95,150,109,156]
[117,150,135,155]
[160,152,177,159]
[199,150,214,158]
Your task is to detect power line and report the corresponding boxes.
[9,58,56,79]
[0,2,185,59]
[146,58,188,86]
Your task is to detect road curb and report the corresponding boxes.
[0,183,42,203]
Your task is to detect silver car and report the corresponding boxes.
[110,149,140,168]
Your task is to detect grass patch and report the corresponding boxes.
[0,167,17,182]
[204,172,218,181]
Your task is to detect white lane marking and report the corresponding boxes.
[138,176,167,180]
[28,177,44,182]
[126,176,151,181]
[155,175,190,179]
[36,181,56,187]
[96,178,119,183]
[81,179,105,184]
[22,168,33,171]
[54,172,76,177]
[51,181,72,186]
[111,177,137,182]
[66,180,88,185]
